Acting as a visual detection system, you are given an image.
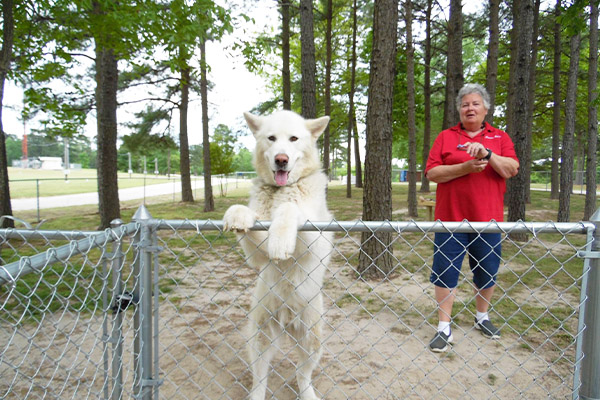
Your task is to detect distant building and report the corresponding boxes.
[11,157,82,170]
[38,157,63,170]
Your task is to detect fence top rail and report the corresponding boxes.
[0,228,103,241]
[0,222,139,287]
[148,219,595,235]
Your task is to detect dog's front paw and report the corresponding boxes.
[300,392,320,400]
[223,205,256,232]
[268,224,297,260]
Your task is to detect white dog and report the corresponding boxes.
[223,110,333,400]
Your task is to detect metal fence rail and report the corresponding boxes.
[0,206,598,399]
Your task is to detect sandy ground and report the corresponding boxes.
[0,232,581,399]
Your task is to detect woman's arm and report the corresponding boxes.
[487,152,519,179]
[426,159,489,183]
[458,141,520,180]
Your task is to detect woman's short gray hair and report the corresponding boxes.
[456,83,491,111]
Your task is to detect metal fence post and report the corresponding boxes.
[133,205,155,400]
[580,208,600,400]
[36,179,40,222]
[110,218,125,400]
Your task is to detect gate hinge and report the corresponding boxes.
[133,240,163,254]
[577,250,600,259]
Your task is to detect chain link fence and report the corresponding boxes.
[1,207,599,399]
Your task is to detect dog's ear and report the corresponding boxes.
[243,112,263,136]
[305,116,330,139]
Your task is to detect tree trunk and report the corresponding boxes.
[200,39,214,212]
[558,32,581,222]
[420,0,432,193]
[576,128,585,186]
[506,0,533,228]
[524,0,541,204]
[94,14,121,230]
[405,0,418,218]
[346,55,352,199]
[323,0,332,178]
[280,0,291,110]
[442,0,463,129]
[347,0,358,198]
[0,0,14,228]
[179,62,194,202]
[585,0,598,220]
[299,0,316,119]
[352,110,362,188]
[358,0,398,279]
[551,0,561,200]
[485,0,500,126]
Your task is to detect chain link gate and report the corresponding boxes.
[1,205,598,399]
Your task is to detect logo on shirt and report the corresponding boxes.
[484,135,502,139]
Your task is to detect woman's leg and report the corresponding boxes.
[436,285,456,322]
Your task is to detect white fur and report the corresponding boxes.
[223,110,333,400]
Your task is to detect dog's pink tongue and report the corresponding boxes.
[275,171,288,186]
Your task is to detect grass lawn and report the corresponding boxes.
[8,167,182,198]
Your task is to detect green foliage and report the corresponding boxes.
[5,135,22,165]
[232,148,254,172]
[121,105,177,155]
[210,124,236,175]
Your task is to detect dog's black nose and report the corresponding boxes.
[275,154,288,168]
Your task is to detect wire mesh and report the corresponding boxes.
[0,218,595,399]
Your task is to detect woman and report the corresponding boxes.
[425,83,519,353]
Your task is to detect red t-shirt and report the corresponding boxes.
[425,123,519,222]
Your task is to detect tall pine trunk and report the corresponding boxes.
[94,29,121,229]
[442,0,463,129]
[358,0,398,279]
[405,0,418,217]
[485,0,500,125]
[506,0,534,228]
[558,33,581,222]
[352,110,362,188]
[551,0,562,200]
[0,0,14,228]
[281,0,291,110]
[524,0,541,204]
[179,62,194,202]
[346,0,358,198]
[300,0,316,119]
[420,0,432,193]
[323,0,332,178]
[200,39,214,212]
[584,0,598,220]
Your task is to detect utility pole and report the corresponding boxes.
[63,137,70,181]
[128,152,133,178]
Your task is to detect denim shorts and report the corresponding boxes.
[430,232,502,289]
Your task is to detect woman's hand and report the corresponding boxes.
[426,159,489,183]
[464,158,489,173]
[462,142,489,159]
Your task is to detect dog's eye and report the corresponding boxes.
[290,136,298,142]
[268,136,276,142]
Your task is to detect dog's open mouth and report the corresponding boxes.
[274,170,289,186]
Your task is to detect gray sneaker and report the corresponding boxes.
[474,318,501,339]
[429,330,454,352]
